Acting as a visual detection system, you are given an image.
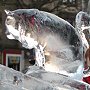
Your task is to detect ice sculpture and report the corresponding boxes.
[5,9,88,80]
[76,11,89,52]
[75,11,90,74]
[4,8,90,90]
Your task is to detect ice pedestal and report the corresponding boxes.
[0,64,90,90]
[0,65,66,90]
[0,65,24,90]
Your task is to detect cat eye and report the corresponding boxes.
[6,18,10,21]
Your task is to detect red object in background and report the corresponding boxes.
[83,60,90,84]
[3,49,21,65]
[83,57,90,84]
[83,76,90,84]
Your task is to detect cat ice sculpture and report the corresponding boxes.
[5,9,84,80]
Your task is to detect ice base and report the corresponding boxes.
[0,65,90,90]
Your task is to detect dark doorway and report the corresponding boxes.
[8,56,20,71]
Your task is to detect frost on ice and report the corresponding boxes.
[4,9,90,89]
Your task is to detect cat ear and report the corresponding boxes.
[4,9,14,15]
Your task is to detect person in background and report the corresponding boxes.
[84,46,90,72]
[83,46,90,84]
